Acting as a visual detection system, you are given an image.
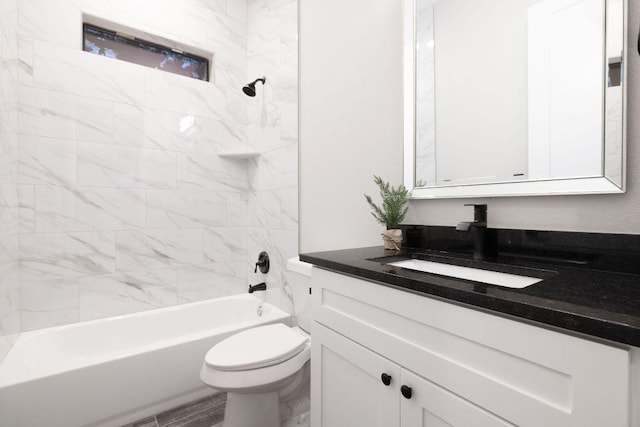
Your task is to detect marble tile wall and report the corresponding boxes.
[0,0,20,361]
[246,0,299,313]
[9,0,298,331]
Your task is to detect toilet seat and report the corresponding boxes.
[200,323,311,392]
[205,323,308,371]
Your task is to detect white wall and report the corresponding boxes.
[0,0,20,362]
[300,0,640,254]
[299,0,404,252]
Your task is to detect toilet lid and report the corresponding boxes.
[205,323,309,371]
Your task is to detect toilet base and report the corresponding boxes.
[223,391,280,427]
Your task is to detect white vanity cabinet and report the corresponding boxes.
[314,323,512,427]
[311,268,633,427]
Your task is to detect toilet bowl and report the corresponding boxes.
[200,257,312,427]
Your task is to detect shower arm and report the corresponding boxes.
[249,77,266,86]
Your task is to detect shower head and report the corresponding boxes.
[242,77,266,97]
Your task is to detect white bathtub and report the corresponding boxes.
[0,294,290,427]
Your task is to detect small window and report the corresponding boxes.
[83,23,209,81]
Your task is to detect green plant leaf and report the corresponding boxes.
[364,176,411,229]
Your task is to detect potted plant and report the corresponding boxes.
[364,176,411,250]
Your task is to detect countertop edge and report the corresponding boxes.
[300,253,640,348]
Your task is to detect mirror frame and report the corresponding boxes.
[403,0,628,199]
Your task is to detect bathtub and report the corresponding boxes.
[0,294,290,427]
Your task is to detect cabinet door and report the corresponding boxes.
[311,323,401,427]
[400,370,514,427]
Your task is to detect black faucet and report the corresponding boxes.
[456,204,491,261]
[248,282,267,293]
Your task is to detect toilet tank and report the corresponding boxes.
[286,257,313,333]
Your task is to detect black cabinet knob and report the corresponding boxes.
[401,385,412,399]
[381,373,392,386]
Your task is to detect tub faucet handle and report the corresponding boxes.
[254,251,270,273]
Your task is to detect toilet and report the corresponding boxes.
[200,257,312,427]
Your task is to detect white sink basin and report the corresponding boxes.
[387,259,543,289]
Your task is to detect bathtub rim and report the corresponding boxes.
[0,293,290,388]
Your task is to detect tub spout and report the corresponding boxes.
[248,282,267,293]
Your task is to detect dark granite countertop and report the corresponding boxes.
[300,243,640,348]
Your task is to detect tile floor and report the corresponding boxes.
[122,393,226,427]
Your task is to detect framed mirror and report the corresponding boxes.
[403,0,627,198]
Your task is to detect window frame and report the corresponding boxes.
[82,23,210,82]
